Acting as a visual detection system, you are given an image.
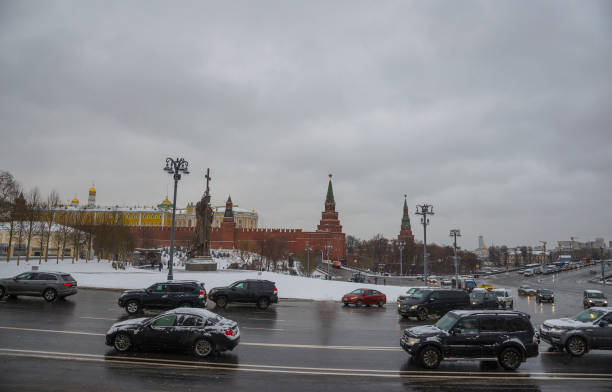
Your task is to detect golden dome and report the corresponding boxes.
[162,196,171,205]
[71,197,79,203]
[89,183,96,194]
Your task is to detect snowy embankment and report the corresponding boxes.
[0,259,410,302]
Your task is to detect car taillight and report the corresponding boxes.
[63,283,72,287]
[199,290,205,296]
[274,287,278,294]
[225,330,233,336]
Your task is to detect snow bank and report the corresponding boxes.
[0,259,410,302]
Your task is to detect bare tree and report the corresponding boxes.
[42,190,60,262]
[24,188,41,262]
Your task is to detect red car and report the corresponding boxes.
[342,288,386,307]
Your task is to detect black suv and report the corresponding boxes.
[208,279,278,310]
[118,281,206,315]
[536,289,554,303]
[401,310,539,370]
[397,289,470,320]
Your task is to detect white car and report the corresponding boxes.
[493,288,514,309]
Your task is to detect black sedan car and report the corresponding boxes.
[105,308,240,357]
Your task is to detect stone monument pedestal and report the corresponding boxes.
[185,256,217,271]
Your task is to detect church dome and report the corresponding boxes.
[71,197,79,203]
[89,185,96,194]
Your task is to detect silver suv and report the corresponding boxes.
[493,288,514,309]
[0,271,78,302]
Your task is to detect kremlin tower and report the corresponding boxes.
[88,183,96,208]
[397,194,414,244]
[317,174,343,234]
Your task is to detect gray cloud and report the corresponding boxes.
[1,0,611,249]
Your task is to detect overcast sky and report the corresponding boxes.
[1,1,611,249]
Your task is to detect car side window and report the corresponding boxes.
[15,272,33,280]
[455,317,479,335]
[167,285,183,293]
[150,283,166,292]
[178,315,203,327]
[152,315,177,328]
[430,291,440,300]
[234,282,247,290]
[480,317,499,332]
[39,273,57,281]
[601,313,612,323]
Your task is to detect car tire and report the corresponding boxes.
[355,300,362,307]
[0,286,5,299]
[419,346,441,369]
[194,339,214,358]
[43,288,57,302]
[417,307,428,321]
[113,332,132,352]
[499,347,522,370]
[125,300,141,315]
[377,300,384,307]
[257,297,270,310]
[215,296,228,309]
[566,336,587,357]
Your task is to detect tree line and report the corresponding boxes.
[0,171,134,263]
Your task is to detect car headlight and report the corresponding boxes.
[397,303,401,308]
[410,305,418,310]
[548,328,564,333]
[406,337,420,346]
[107,327,115,334]
[604,301,608,305]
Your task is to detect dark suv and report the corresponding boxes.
[398,289,470,320]
[118,281,206,314]
[0,271,77,302]
[540,307,612,356]
[208,279,278,310]
[400,310,539,370]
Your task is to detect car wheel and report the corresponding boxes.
[355,300,362,307]
[417,307,428,321]
[113,333,132,352]
[43,288,57,302]
[0,286,5,299]
[499,347,522,370]
[419,346,441,369]
[125,300,141,315]
[194,339,214,358]
[566,336,587,357]
[215,296,228,309]
[377,300,384,307]
[257,297,270,310]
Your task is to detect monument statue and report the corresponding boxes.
[189,168,214,259]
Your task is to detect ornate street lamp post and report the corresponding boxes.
[305,242,312,277]
[416,204,434,280]
[163,157,189,280]
[398,240,405,277]
[326,241,332,280]
[450,229,461,287]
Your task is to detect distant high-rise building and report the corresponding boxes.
[478,235,484,249]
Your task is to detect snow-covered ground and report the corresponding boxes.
[0,258,410,302]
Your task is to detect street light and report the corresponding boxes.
[415,204,434,279]
[326,241,332,280]
[398,240,405,277]
[450,229,461,286]
[163,157,189,280]
[305,242,312,277]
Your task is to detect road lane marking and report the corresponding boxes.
[241,327,284,331]
[0,349,611,381]
[0,326,104,336]
[80,316,117,321]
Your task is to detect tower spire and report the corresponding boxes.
[401,194,411,228]
[325,173,335,206]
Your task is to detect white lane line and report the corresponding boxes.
[1,349,611,381]
[80,316,117,321]
[0,348,603,377]
[0,326,104,336]
[242,342,399,351]
[241,327,284,332]
[247,318,285,322]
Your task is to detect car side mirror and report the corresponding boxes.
[451,328,460,335]
[599,321,609,327]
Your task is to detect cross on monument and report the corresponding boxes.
[205,168,211,196]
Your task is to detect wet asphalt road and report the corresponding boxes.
[1,268,612,392]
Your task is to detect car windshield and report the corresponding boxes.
[572,309,605,322]
[540,290,553,295]
[435,313,458,332]
[350,289,364,295]
[410,290,430,299]
[493,290,505,297]
[470,292,484,299]
[588,292,606,299]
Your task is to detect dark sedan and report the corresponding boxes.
[105,308,240,357]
